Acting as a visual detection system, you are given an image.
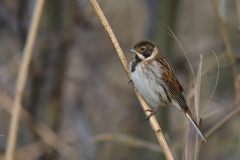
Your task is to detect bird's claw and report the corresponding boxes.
[128,80,133,85]
[145,109,154,112]
[145,110,154,121]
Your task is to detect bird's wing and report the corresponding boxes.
[156,58,188,110]
[156,58,206,141]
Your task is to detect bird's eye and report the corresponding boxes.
[141,48,145,51]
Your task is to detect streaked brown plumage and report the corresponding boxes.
[129,40,206,142]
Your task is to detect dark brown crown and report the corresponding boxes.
[134,40,156,48]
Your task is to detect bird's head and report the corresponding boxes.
[129,40,163,62]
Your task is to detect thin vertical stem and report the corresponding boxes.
[212,0,240,147]
[211,0,240,145]
[211,0,240,106]
[4,1,45,160]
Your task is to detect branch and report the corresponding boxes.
[88,0,174,159]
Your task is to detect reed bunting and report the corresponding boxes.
[129,40,206,142]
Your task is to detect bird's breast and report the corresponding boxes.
[130,61,170,108]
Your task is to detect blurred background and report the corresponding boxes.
[0,0,239,159]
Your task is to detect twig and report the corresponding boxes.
[91,133,162,153]
[168,27,196,84]
[202,100,236,120]
[211,0,240,140]
[4,1,45,160]
[0,89,81,159]
[200,51,219,117]
[88,0,174,159]
[205,107,239,138]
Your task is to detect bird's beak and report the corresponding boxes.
[129,48,137,53]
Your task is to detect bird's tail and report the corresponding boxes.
[186,111,206,142]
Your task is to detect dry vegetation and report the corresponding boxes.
[0,0,239,160]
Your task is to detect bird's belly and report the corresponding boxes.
[130,63,169,108]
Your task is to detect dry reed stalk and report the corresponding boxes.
[4,1,45,160]
[211,0,240,141]
[91,133,162,153]
[185,55,203,160]
[0,89,81,159]
[88,0,174,159]
[205,107,239,138]
[0,140,48,160]
[194,55,203,158]
[194,55,203,121]
[202,100,236,120]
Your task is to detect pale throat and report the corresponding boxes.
[137,47,160,64]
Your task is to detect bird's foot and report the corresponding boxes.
[145,106,160,121]
[145,109,156,121]
[128,80,133,85]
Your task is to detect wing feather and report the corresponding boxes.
[156,57,206,141]
[157,58,188,110]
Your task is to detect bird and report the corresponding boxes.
[129,40,206,142]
